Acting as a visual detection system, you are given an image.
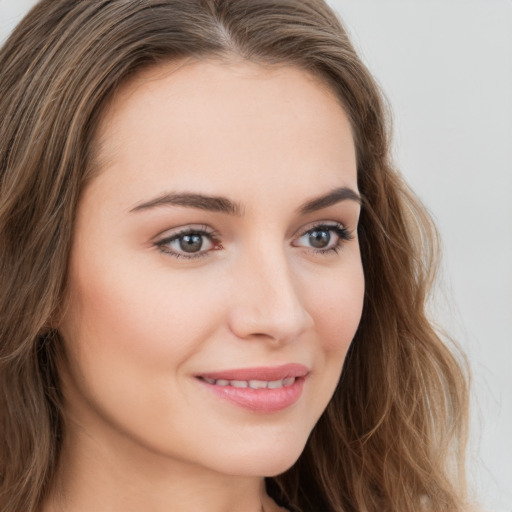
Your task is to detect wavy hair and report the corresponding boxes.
[0,1,469,511]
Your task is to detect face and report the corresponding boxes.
[58,60,364,478]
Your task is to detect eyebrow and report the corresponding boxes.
[130,192,244,216]
[129,186,361,216]
[298,186,361,214]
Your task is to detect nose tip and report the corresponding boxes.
[227,257,313,344]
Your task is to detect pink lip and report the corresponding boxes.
[197,363,309,381]
[196,363,309,413]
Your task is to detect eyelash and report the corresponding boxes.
[295,223,354,256]
[155,225,221,259]
[154,223,353,260]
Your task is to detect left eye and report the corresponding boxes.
[293,224,351,253]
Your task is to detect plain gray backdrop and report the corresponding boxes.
[1,1,511,510]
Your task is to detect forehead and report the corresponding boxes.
[90,59,357,208]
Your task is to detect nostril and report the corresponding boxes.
[227,305,312,345]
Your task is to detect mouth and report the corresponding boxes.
[199,376,298,389]
[195,363,309,413]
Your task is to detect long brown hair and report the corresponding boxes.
[0,1,469,511]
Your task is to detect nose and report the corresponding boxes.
[227,246,313,345]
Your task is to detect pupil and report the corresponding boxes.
[180,234,203,253]
[309,230,330,248]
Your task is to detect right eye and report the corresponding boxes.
[155,226,221,259]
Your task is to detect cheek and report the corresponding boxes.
[307,265,365,355]
[291,261,364,432]
[59,247,229,401]
[58,254,229,446]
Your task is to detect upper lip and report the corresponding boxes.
[197,363,309,381]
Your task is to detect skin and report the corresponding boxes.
[47,59,365,512]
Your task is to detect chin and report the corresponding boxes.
[212,435,309,478]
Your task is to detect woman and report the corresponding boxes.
[0,1,470,511]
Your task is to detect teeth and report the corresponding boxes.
[248,380,268,389]
[202,377,296,388]
[282,377,295,386]
[230,380,248,388]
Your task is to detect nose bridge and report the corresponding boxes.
[228,238,312,342]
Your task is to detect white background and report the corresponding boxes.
[1,1,511,510]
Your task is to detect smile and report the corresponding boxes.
[196,364,308,413]
[200,377,296,389]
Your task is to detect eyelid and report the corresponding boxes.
[293,220,350,239]
[154,223,214,241]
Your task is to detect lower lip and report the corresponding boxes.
[198,377,306,413]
